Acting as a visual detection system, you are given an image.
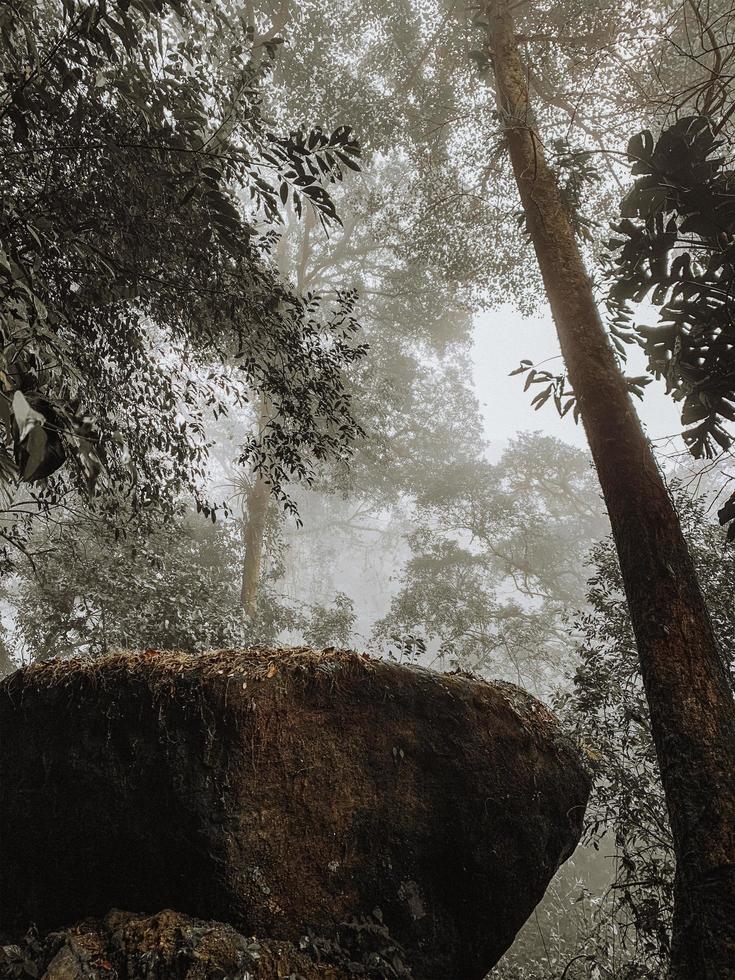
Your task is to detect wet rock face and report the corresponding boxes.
[0,649,591,979]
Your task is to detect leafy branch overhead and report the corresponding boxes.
[607,116,735,461]
[0,0,364,528]
[510,361,651,420]
[510,116,735,531]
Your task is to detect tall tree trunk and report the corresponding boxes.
[486,3,735,975]
[241,472,269,618]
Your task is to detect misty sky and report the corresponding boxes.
[472,306,684,458]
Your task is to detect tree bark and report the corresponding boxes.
[241,472,270,618]
[487,3,735,975]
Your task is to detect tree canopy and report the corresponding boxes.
[1,0,364,554]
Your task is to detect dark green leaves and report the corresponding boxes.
[626,129,654,169]
[511,362,580,421]
[0,0,365,553]
[270,126,361,225]
[607,114,735,516]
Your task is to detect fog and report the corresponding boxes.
[3,0,735,975]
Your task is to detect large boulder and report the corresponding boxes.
[0,649,591,979]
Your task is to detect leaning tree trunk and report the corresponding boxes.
[486,3,735,975]
[241,473,270,618]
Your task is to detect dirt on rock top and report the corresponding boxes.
[7,646,572,748]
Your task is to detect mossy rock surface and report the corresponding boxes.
[0,908,347,979]
[0,648,591,979]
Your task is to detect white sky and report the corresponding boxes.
[471,305,685,459]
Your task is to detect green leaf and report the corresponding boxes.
[22,424,47,480]
[12,391,45,442]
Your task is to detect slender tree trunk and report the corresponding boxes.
[240,211,318,619]
[487,3,735,975]
[240,396,272,619]
[239,210,317,620]
[241,472,269,618]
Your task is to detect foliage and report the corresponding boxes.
[0,508,362,666]
[0,0,365,548]
[231,0,730,628]
[490,489,735,980]
[492,846,635,980]
[557,490,735,977]
[264,0,694,313]
[608,116,735,468]
[509,360,652,422]
[3,511,247,658]
[374,434,608,695]
[300,592,356,649]
[0,924,48,980]
[230,151,487,621]
[302,910,413,979]
[263,152,480,509]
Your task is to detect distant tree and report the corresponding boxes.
[230,0,735,629]
[3,512,249,659]
[375,434,608,694]
[0,505,360,667]
[232,156,478,616]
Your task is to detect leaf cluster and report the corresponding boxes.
[0,0,365,543]
[608,116,735,468]
[374,434,609,695]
